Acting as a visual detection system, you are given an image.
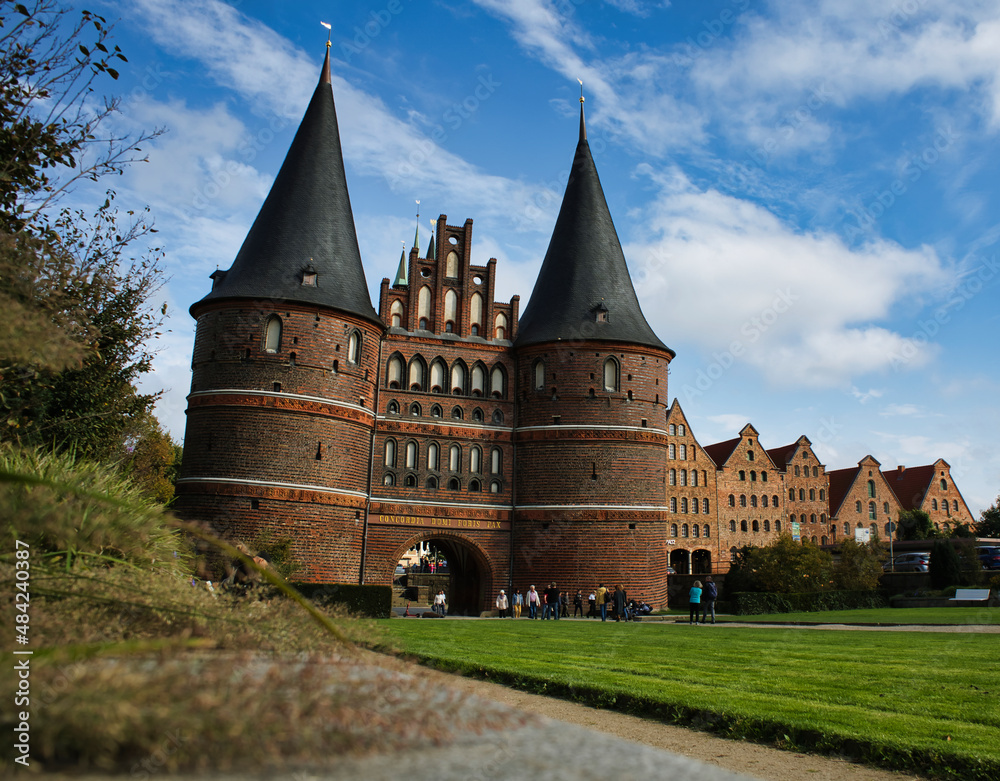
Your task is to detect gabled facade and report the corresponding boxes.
[882,460,976,532]
[828,456,902,540]
[664,400,720,574]
[768,436,832,545]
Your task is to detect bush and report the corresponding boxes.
[929,539,962,589]
[732,590,888,615]
[294,583,392,619]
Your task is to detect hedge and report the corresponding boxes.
[291,583,392,619]
[731,590,888,615]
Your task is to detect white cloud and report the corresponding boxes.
[625,166,952,387]
[879,403,923,416]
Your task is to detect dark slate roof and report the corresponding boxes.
[191,48,380,327]
[827,465,860,518]
[766,441,800,470]
[515,105,672,354]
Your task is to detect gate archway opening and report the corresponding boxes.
[669,548,690,575]
[692,549,713,574]
[394,535,489,616]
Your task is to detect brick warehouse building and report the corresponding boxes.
[175,48,976,612]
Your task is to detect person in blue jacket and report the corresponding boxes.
[700,575,718,624]
[688,580,702,625]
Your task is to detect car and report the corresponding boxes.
[666,566,676,575]
[883,553,930,572]
[976,546,1000,570]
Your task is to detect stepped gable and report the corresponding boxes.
[193,47,380,327]
[515,103,672,354]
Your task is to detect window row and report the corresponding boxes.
[668,443,694,460]
[788,487,826,501]
[669,523,710,539]
[931,498,960,513]
[386,354,507,398]
[668,468,708,486]
[386,400,504,425]
[532,356,621,392]
[789,513,827,524]
[384,440,503,475]
[669,497,710,514]
[388,288,509,339]
[730,519,784,533]
[728,494,780,508]
[382,473,503,493]
[667,424,686,436]
[854,500,890,518]
[262,315,362,364]
[737,470,767,482]
[793,465,820,477]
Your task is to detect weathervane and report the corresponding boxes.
[414,199,421,252]
[321,21,332,48]
[578,78,584,104]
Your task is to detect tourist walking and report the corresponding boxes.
[612,584,627,622]
[587,589,597,618]
[573,589,584,618]
[596,583,609,622]
[512,588,524,619]
[688,580,703,624]
[542,584,552,619]
[495,589,509,618]
[701,576,717,624]
[527,585,540,618]
[433,589,447,616]
[551,583,561,620]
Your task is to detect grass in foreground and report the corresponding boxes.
[714,607,1000,625]
[376,618,1000,780]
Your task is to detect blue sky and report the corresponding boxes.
[90,0,999,514]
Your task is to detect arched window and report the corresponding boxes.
[444,289,458,330]
[383,473,395,486]
[750,470,757,482]
[469,479,481,492]
[492,409,504,425]
[681,498,689,513]
[679,469,687,487]
[750,495,758,507]
[762,495,769,508]
[728,494,735,507]
[764,520,770,532]
[472,407,484,422]
[691,470,698,487]
[387,354,404,388]
[679,425,686,435]
[470,446,482,474]
[693,524,700,538]
[445,250,459,278]
[603,357,619,392]
[494,312,508,340]
[470,292,483,332]
[670,523,678,537]
[748,449,755,462]
[741,520,748,532]
[431,404,442,418]
[953,499,959,511]
[867,480,876,498]
[449,445,461,472]
[703,498,709,514]
[855,500,862,513]
[799,489,805,501]
[533,359,545,390]
[490,365,506,398]
[740,495,747,507]
[789,488,795,501]
[752,520,760,532]
[813,466,818,477]
[868,501,876,520]
[409,402,421,416]
[491,448,502,475]
[809,488,816,501]
[417,286,432,325]
[448,478,460,491]
[729,520,736,532]
[430,360,446,392]
[820,513,826,523]
[451,406,463,420]
[884,502,890,514]
[739,470,746,481]
[810,513,817,524]
[681,524,689,538]
[680,444,687,459]
[264,315,282,353]
[489,480,501,493]
[348,330,361,363]
[773,495,779,507]
[471,364,486,396]
[843,523,850,535]
[940,479,947,490]
[384,439,396,467]
[387,400,399,415]
[427,442,439,471]
[775,520,782,532]
[670,497,677,513]
[790,513,797,524]
[389,299,404,327]
[761,471,767,482]
[669,469,676,486]
[404,473,417,487]
[405,441,417,469]
[932,498,938,510]
[426,476,438,489]
[450,362,466,394]
[408,357,425,391]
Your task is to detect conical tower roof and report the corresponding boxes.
[515,104,671,355]
[192,48,380,328]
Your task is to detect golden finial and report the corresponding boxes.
[321,21,332,48]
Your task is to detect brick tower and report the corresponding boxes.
[175,47,383,582]
[513,101,676,606]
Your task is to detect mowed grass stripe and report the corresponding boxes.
[377,620,1000,778]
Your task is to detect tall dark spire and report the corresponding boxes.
[515,102,672,354]
[192,47,380,327]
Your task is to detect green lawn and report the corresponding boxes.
[376,617,1000,780]
[706,607,1000,625]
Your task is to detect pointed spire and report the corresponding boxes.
[393,242,408,287]
[193,46,380,328]
[426,218,436,260]
[578,78,586,141]
[515,90,672,355]
[413,200,420,252]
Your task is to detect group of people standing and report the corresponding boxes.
[687,576,717,624]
